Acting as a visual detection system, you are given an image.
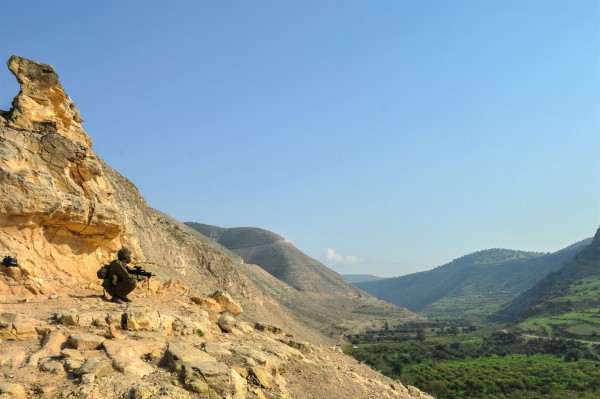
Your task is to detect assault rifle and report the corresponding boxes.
[130,265,155,279]
[129,265,156,289]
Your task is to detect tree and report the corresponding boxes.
[416,328,426,342]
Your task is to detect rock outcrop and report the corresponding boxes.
[0,56,123,293]
[0,290,433,399]
[0,56,433,398]
[2,56,88,146]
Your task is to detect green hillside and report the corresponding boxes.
[355,242,591,320]
[495,227,600,339]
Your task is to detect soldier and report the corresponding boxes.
[102,248,147,304]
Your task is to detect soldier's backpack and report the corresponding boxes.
[2,256,18,267]
[96,264,109,279]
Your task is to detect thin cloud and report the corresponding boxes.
[324,248,360,265]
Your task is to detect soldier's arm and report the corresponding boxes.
[111,261,132,280]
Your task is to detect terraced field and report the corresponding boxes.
[423,290,515,320]
[516,275,600,340]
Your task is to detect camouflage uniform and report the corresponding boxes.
[102,258,142,299]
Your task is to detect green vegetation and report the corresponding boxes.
[517,308,600,340]
[354,242,589,319]
[496,271,600,342]
[346,232,600,397]
[405,355,600,399]
[345,322,600,399]
[495,234,599,323]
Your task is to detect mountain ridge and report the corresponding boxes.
[355,241,591,319]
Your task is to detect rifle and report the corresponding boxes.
[129,265,156,289]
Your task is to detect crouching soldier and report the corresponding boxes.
[102,248,147,304]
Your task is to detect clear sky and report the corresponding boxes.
[1,0,598,277]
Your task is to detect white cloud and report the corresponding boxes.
[345,255,359,265]
[324,248,360,265]
[325,248,343,263]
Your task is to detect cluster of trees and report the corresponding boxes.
[410,355,600,399]
[346,321,473,344]
[345,324,600,399]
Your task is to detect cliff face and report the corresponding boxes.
[0,56,255,299]
[0,56,122,292]
[0,56,432,399]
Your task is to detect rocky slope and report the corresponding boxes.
[0,56,432,399]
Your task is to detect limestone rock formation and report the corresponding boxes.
[0,56,123,293]
[3,55,88,147]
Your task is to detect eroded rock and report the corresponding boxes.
[4,56,88,147]
[69,333,105,350]
[210,291,243,316]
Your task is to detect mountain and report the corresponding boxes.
[185,223,420,336]
[354,242,591,320]
[185,223,349,292]
[343,274,385,283]
[0,56,432,399]
[494,227,600,339]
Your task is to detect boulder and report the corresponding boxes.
[122,305,175,334]
[29,330,67,366]
[210,291,243,316]
[164,341,232,395]
[103,338,164,378]
[122,305,210,337]
[61,348,85,362]
[203,342,232,356]
[11,321,38,340]
[127,385,159,399]
[249,366,275,389]
[218,314,237,333]
[69,333,105,350]
[73,358,113,378]
[55,310,83,326]
[190,296,222,313]
[163,341,217,371]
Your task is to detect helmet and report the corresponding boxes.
[117,248,132,261]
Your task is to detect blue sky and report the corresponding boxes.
[1,0,598,277]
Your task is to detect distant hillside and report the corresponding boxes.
[343,274,385,283]
[185,222,422,335]
[494,227,600,339]
[186,223,350,293]
[186,223,283,249]
[355,242,591,320]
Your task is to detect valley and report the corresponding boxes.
[344,227,600,398]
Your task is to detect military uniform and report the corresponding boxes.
[102,259,142,300]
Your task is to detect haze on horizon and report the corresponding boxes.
[0,0,598,278]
